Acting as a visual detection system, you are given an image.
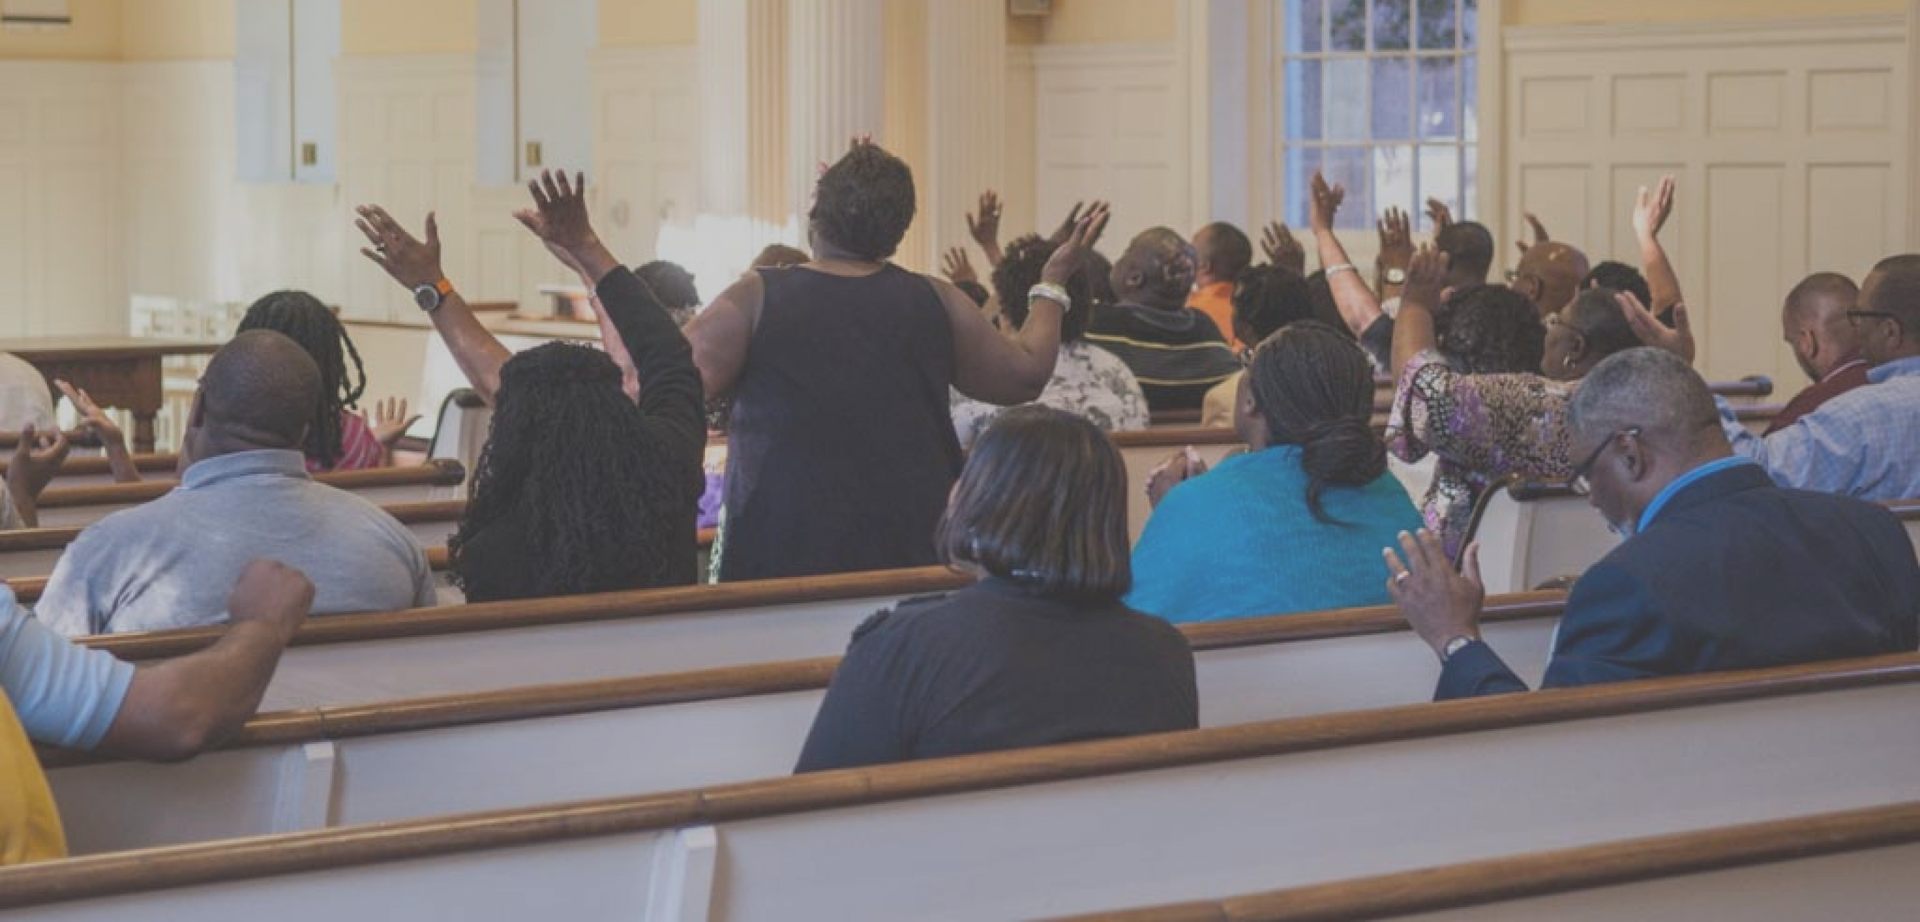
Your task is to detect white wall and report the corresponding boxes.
[0,61,124,337]
[1501,14,1909,384]
[1029,42,1191,251]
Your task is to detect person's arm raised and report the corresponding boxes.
[1308,171,1385,338]
[965,190,1005,267]
[1633,175,1684,316]
[515,170,704,446]
[355,206,513,404]
[5,425,68,529]
[1392,245,1451,380]
[949,203,1111,405]
[95,560,312,761]
[56,380,138,483]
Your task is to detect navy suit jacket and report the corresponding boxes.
[1438,463,1920,699]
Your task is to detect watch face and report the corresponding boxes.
[413,285,441,312]
[1387,268,1408,284]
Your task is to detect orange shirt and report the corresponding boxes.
[1187,281,1239,351]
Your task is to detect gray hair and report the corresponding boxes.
[1567,347,1720,447]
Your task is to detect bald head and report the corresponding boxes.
[1192,222,1253,287]
[1112,227,1199,309]
[198,330,322,449]
[1781,272,1860,381]
[1515,242,1591,317]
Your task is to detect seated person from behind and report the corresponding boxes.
[237,291,418,472]
[36,331,437,636]
[1388,347,1919,699]
[0,353,55,433]
[1085,227,1240,413]
[1187,221,1254,350]
[354,171,706,600]
[794,406,1197,773]
[635,259,701,329]
[1,560,312,864]
[1200,264,1355,428]
[1129,322,1422,623]
[1768,272,1868,435]
[950,234,1149,448]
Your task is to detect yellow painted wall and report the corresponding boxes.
[0,0,122,60]
[1031,0,1176,44]
[123,0,235,60]
[340,0,477,56]
[600,0,696,47]
[1505,0,1901,26]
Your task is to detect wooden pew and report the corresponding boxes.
[1469,484,1920,594]
[5,653,1917,920]
[87,566,972,711]
[30,459,468,529]
[1045,800,1920,921]
[40,593,1565,854]
[0,452,179,487]
[0,499,467,580]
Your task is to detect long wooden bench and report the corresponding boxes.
[0,452,179,487]
[86,566,973,711]
[30,459,468,529]
[1047,800,1920,921]
[40,593,1565,855]
[5,652,1916,920]
[0,499,467,580]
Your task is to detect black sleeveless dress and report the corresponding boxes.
[718,264,963,581]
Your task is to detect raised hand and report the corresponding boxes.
[1146,446,1209,508]
[1402,243,1450,311]
[514,169,622,285]
[364,397,421,448]
[56,379,124,450]
[1377,206,1414,275]
[1384,530,1485,658]
[355,205,444,290]
[1261,221,1307,275]
[1308,171,1345,235]
[1425,197,1455,233]
[1039,201,1112,288]
[942,246,979,285]
[1046,201,1088,246]
[1618,290,1695,364]
[7,423,70,526]
[1515,212,1550,255]
[1632,175,1676,241]
[965,190,1003,262]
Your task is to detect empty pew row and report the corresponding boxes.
[89,566,974,711]
[41,593,1566,855]
[0,452,180,487]
[1048,800,1920,922]
[1471,484,1920,595]
[30,459,468,529]
[6,653,1917,920]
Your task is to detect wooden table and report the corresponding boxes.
[0,337,221,453]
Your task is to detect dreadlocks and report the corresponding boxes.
[237,291,368,469]
[449,342,686,598]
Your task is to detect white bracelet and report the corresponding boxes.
[1325,263,1358,277]
[1028,282,1071,308]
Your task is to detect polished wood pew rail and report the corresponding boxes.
[38,591,1568,768]
[1046,799,1920,922]
[4,650,1914,910]
[0,452,177,479]
[30,457,466,510]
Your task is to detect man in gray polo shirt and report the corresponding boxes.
[37,330,437,637]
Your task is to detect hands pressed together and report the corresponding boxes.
[1145,446,1209,509]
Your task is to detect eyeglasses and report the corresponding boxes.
[1569,426,1641,497]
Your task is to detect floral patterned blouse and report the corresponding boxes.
[1384,348,1576,560]
[949,341,1150,449]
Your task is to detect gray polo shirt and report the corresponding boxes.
[36,449,438,636]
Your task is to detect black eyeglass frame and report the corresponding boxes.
[1569,426,1642,497]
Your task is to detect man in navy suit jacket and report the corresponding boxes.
[1387,347,1919,699]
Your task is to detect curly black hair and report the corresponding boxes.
[237,290,367,469]
[449,342,686,598]
[1581,261,1651,307]
[1232,265,1350,347]
[809,144,916,261]
[1436,284,1546,375]
[990,234,1093,342]
[635,260,700,310]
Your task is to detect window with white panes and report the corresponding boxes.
[1279,0,1478,233]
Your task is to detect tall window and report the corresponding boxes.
[1280,0,1478,232]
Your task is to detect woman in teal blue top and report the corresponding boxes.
[1128,320,1423,623]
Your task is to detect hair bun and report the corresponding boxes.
[1298,415,1386,488]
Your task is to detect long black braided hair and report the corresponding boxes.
[237,291,368,469]
[1246,320,1388,525]
[449,342,685,598]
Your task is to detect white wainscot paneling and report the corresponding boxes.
[1031,44,1187,251]
[0,62,125,337]
[591,47,701,284]
[1503,15,1908,385]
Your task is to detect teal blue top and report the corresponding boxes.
[1126,445,1424,623]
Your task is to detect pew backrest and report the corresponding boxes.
[31,459,468,529]
[0,452,179,488]
[42,594,1565,855]
[423,388,488,493]
[9,653,1920,920]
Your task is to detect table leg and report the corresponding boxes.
[132,410,157,454]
